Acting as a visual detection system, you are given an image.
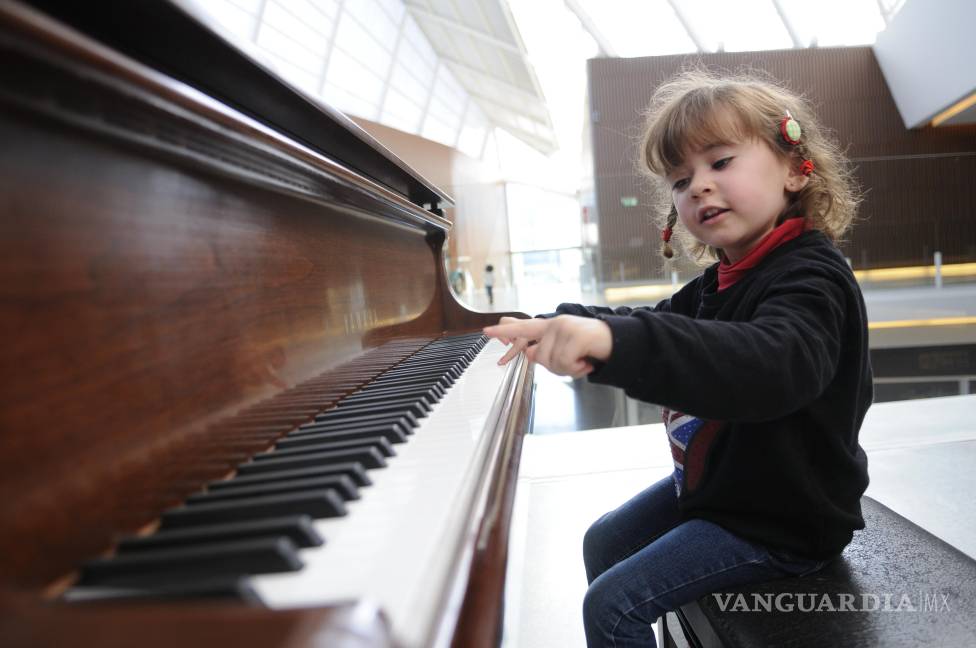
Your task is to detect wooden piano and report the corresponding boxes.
[0,1,534,646]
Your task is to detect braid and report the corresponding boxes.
[662,204,678,259]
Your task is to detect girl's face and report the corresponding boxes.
[666,137,808,264]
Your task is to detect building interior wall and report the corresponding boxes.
[587,47,976,284]
[353,117,509,294]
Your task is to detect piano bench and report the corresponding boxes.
[658,496,976,648]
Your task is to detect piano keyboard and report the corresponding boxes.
[66,333,520,647]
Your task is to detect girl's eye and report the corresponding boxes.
[672,178,689,191]
[713,157,733,170]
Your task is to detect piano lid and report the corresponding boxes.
[21,0,453,214]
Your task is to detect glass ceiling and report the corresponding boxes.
[572,0,903,56]
[502,0,907,192]
[188,0,909,186]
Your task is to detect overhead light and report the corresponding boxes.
[869,316,976,330]
[931,90,976,126]
[854,262,976,281]
[604,283,681,302]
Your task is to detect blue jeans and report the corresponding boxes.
[582,477,828,647]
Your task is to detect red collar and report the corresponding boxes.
[717,218,808,291]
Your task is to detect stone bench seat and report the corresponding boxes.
[659,497,976,647]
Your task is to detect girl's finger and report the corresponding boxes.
[533,330,555,372]
[569,359,594,379]
[484,318,549,342]
[497,338,527,366]
[551,322,580,376]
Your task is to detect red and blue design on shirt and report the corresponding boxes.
[662,408,724,497]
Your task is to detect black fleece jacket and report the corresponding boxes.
[552,230,872,559]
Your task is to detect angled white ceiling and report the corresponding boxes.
[404,0,557,154]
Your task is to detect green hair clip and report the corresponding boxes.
[780,111,802,145]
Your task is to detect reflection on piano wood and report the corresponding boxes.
[0,2,533,646]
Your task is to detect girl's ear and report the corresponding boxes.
[785,161,811,193]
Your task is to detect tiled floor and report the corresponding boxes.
[502,395,976,648]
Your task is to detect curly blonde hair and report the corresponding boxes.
[638,68,861,264]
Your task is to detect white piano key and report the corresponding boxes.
[251,337,518,648]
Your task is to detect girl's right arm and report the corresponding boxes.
[546,300,671,319]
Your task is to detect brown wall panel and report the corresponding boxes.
[588,47,976,281]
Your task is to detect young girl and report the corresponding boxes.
[484,70,872,647]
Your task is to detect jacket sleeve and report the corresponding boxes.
[545,301,670,318]
[588,271,847,422]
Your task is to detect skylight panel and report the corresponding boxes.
[578,0,696,57]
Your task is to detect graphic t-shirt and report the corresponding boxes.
[661,408,725,496]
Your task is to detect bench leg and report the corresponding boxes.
[658,612,695,648]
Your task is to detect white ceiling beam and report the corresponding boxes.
[405,4,522,54]
[418,59,440,133]
[251,0,269,42]
[440,56,545,106]
[771,0,803,48]
[562,0,617,57]
[665,0,706,52]
[378,9,408,122]
[496,0,551,117]
[317,0,344,96]
[876,0,891,25]
[475,94,552,130]
[468,0,519,84]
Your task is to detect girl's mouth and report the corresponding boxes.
[701,208,729,223]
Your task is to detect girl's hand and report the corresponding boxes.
[483,315,612,379]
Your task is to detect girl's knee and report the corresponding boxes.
[583,577,663,645]
[582,514,613,578]
[583,512,613,556]
[581,577,610,627]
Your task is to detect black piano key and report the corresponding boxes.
[411,348,474,361]
[209,463,372,489]
[366,374,453,392]
[116,516,323,551]
[423,338,478,349]
[296,413,417,434]
[78,537,303,586]
[341,387,440,404]
[316,399,422,418]
[374,371,457,384]
[344,395,432,413]
[314,399,427,421]
[290,419,413,439]
[235,447,386,474]
[188,475,359,504]
[64,576,263,604]
[160,489,346,529]
[255,437,395,462]
[277,424,407,448]
[418,341,476,353]
[388,362,463,377]
[384,359,464,374]
[389,356,465,369]
[373,367,455,382]
[406,358,468,370]
[341,386,442,407]
[413,342,472,355]
[358,378,448,395]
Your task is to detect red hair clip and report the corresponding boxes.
[661,226,673,242]
[800,159,815,176]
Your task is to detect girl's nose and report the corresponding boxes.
[690,177,713,199]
